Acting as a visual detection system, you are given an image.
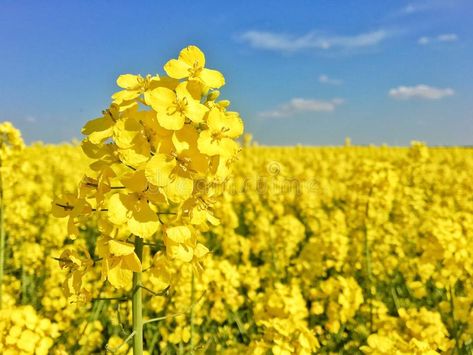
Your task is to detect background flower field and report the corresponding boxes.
[1,135,473,354]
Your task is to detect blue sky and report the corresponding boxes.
[1,0,472,145]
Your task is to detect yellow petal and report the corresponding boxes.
[112,89,141,105]
[145,153,176,187]
[220,138,239,158]
[116,74,141,90]
[197,130,219,156]
[108,261,133,288]
[113,117,142,149]
[225,112,244,138]
[81,139,115,160]
[117,143,150,167]
[163,175,194,202]
[150,252,173,290]
[107,193,129,225]
[71,269,83,293]
[108,239,135,256]
[67,216,80,238]
[190,206,207,225]
[172,134,189,155]
[100,256,109,282]
[147,87,176,111]
[199,68,225,89]
[155,76,180,90]
[206,108,226,132]
[51,196,73,218]
[164,59,190,79]
[81,115,114,144]
[157,112,185,131]
[121,170,148,193]
[185,100,208,124]
[166,226,191,243]
[96,237,111,258]
[198,133,238,158]
[172,125,198,154]
[194,243,209,259]
[179,45,205,67]
[128,200,160,239]
[122,253,142,272]
[116,99,139,112]
[186,148,208,174]
[210,156,232,182]
[186,80,204,100]
[168,244,194,263]
[207,212,220,226]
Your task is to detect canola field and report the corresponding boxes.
[1,127,473,354]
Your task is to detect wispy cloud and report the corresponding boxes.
[389,85,454,100]
[319,74,343,85]
[401,2,432,15]
[259,98,344,118]
[25,115,37,123]
[239,30,391,53]
[438,33,458,42]
[418,33,458,45]
[391,1,457,18]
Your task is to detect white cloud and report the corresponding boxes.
[25,116,37,123]
[239,30,390,53]
[437,33,458,42]
[259,98,344,118]
[418,36,430,45]
[389,85,454,100]
[392,1,457,18]
[418,33,458,45]
[319,74,343,85]
[401,3,431,14]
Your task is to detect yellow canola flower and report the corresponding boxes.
[164,45,225,89]
[107,192,160,239]
[57,248,93,300]
[197,108,243,158]
[81,104,119,144]
[51,192,92,237]
[112,74,178,110]
[147,82,208,130]
[164,225,209,263]
[96,236,141,288]
[145,125,209,203]
[0,121,24,157]
[182,196,220,226]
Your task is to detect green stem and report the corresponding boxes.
[132,236,144,355]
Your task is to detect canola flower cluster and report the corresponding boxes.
[51,45,244,301]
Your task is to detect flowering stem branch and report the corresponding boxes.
[132,236,144,355]
[91,296,129,302]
